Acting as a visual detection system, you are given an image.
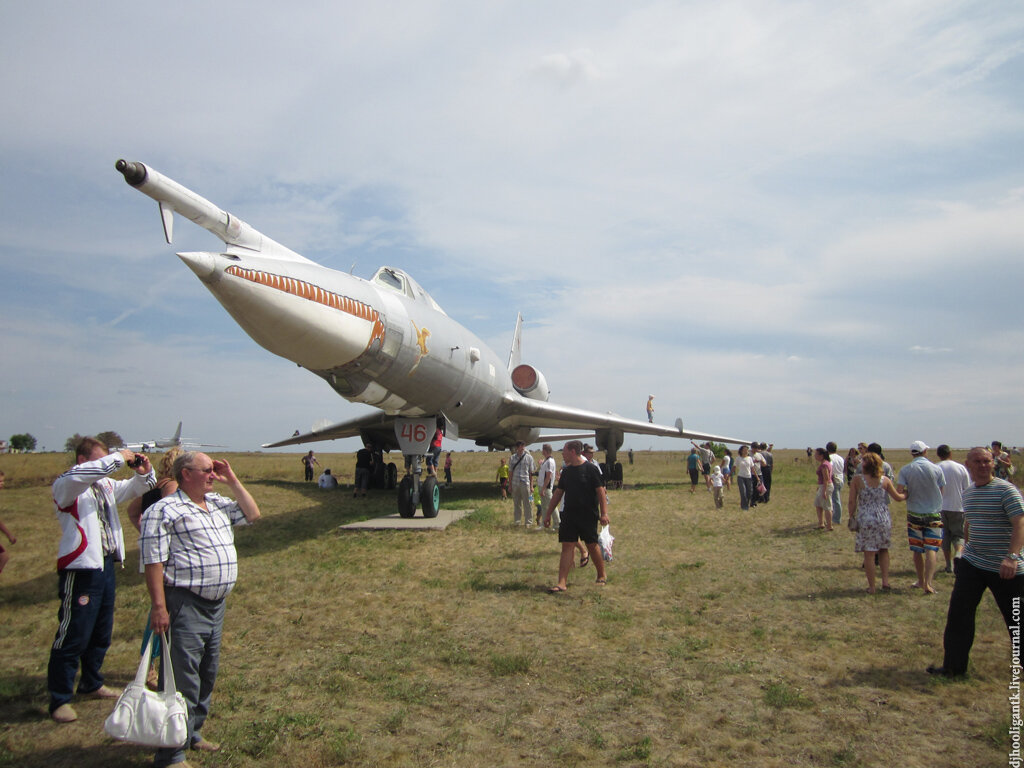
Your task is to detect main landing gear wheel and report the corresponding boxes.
[386,462,398,490]
[421,475,440,518]
[397,476,416,518]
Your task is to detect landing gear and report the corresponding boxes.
[397,475,416,518]
[393,416,445,518]
[421,475,439,518]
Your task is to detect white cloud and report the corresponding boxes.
[1,0,1023,452]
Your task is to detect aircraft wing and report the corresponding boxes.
[262,412,402,450]
[262,395,749,451]
[497,394,750,446]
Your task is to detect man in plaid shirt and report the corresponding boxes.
[140,452,260,767]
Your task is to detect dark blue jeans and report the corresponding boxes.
[942,557,1024,674]
[47,555,117,712]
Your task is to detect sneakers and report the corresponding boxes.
[51,703,78,723]
[81,685,120,699]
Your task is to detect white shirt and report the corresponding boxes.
[537,456,556,491]
[938,459,970,512]
[829,454,845,487]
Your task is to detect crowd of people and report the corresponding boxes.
[15,430,1021,765]
[686,441,775,510]
[813,439,1023,678]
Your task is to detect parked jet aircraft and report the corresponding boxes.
[115,159,748,517]
[123,422,226,452]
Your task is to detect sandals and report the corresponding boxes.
[595,577,606,585]
[548,585,567,593]
[579,554,590,568]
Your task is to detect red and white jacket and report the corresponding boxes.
[52,453,155,570]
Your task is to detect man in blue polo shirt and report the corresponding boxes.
[928,446,1024,677]
[897,441,945,595]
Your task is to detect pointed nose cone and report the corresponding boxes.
[177,251,220,280]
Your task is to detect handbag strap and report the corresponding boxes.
[132,630,180,698]
[159,631,179,697]
[133,633,156,686]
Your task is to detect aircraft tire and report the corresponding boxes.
[373,462,386,489]
[421,475,440,518]
[397,476,416,518]
[386,463,398,490]
[612,462,623,489]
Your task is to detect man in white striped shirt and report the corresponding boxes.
[928,446,1024,678]
[141,452,260,765]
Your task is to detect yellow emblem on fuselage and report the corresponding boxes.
[409,321,431,374]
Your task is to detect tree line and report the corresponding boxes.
[5,431,125,453]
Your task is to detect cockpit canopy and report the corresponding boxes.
[371,266,447,315]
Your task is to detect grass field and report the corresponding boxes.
[0,448,1016,767]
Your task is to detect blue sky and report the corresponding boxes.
[1,1,1022,453]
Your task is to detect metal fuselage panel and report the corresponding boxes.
[190,252,514,442]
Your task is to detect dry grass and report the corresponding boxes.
[0,449,1015,767]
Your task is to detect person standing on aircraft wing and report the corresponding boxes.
[646,395,655,423]
[509,441,536,527]
[544,440,609,592]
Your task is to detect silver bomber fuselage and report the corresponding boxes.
[179,249,514,441]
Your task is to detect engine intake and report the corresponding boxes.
[511,364,549,401]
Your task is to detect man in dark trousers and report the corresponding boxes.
[928,447,1024,677]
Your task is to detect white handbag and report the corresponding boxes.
[104,631,188,748]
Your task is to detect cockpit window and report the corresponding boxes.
[371,266,448,316]
[374,268,405,293]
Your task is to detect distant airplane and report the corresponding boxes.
[115,160,748,517]
[123,421,224,453]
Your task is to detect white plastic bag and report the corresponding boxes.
[598,524,614,562]
[104,631,187,748]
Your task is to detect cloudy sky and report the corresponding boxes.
[1,1,1022,454]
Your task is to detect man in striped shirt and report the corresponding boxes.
[928,446,1024,678]
[141,452,260,765]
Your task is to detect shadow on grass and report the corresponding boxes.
[0,743,151,768]
[233,479,500,560]
[0,672,47,724]
[770,524,833,538]
[831,664,973,693]
[781,585,915,600]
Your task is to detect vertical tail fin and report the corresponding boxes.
[507,313,523,370]
[172,422,183,445]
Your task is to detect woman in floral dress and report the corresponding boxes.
[847,452,906,593]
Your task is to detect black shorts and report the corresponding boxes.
[688,468,700,486]
[559,514,599,544]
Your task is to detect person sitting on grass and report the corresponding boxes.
[848,451,906,593]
